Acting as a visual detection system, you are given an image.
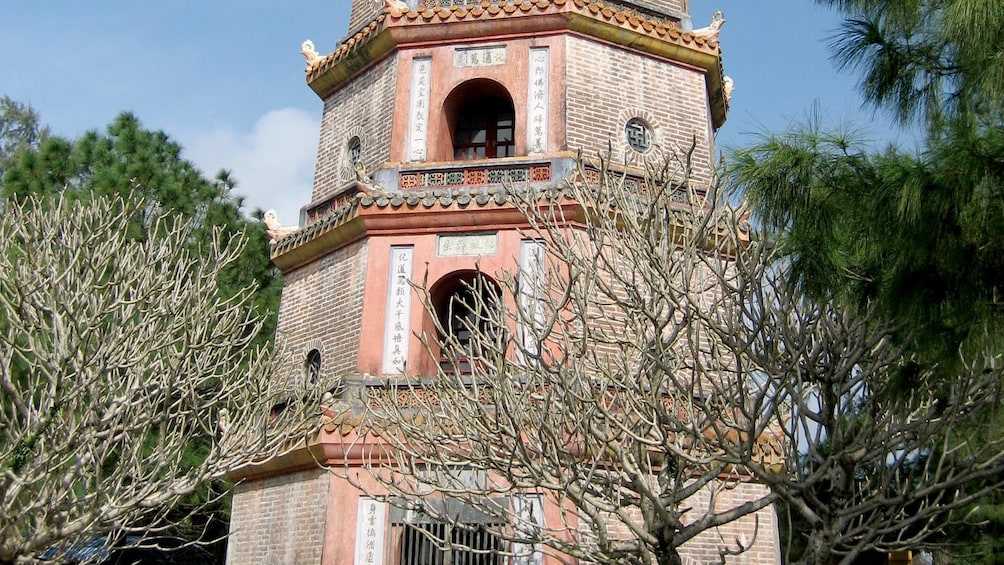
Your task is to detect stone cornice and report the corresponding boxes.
[271,186,586,273]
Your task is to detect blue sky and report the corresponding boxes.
[1,1,911,223]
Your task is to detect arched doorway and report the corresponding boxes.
[430,271,504,374]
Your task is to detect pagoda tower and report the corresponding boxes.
[226,1,779,564]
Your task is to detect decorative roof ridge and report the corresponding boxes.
[271,198,361,257]
[305,13,389,83]
[272,182,582,260]
[304,0,717,88]
[362,185,507,209]
[387,0,716,52]
[272,185,567,260]
[317,405,786,470]
[566,0,719,50]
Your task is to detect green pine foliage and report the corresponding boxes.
[730,114,1004,367]
[729,0,1004,367]
[1,112,282,340]
[819,0,1004,129]
[729,0,1004,559]
[0,96,49,180]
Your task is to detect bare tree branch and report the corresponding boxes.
[323,148,1004,565]
[0,194,322,565]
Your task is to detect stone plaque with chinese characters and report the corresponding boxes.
[454,46,507,67]
[437,233,498,257]
[407,58,432,162]
[382,246,414,374]
[353,498,388,565]
[518,240,547,357]
[526,47,550,153]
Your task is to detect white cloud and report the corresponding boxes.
[184,108,319,227]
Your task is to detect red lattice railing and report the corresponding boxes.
[399,162,551,189]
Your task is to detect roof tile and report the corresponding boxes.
[306,0,714,87]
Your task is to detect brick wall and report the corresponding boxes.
[226,468,330,565]
[274,239,370,382]
[349,0,381,34]
[564,35,716,187]
[312,56,399,205]
[633,0,688,15]
[681,482,780,565]
[579,482,779,565]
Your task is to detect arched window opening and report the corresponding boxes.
[347,136,363,168]
[431,272,503,374]
[304,349,321,384]
[444,80,516,161]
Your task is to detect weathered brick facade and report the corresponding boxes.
[311,57,399,206]
[226,469,330,565]
[682,483,781,564]
[564,34,716,185]
[273,239,369,383]
[631,0,688,16]
[582,483,780,565]
[348,0,383,35]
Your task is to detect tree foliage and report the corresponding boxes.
[1,112,281,339]
[729,0,1004,365]
[819,0,1004,128]
[0,96,49,181]
[0,109,285,563]
[728,1,1004,561]
[0,194,319,565]
[729,114,1004,367]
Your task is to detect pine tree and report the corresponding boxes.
[730,0,1004,367]
[2,112,281,339]
[0,96,49,182]
[729,1,1004,560]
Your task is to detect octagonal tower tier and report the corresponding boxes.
[223,3,780,565]
[297,0,727,226]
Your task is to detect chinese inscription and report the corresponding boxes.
[518,240,547,358]
[382,246,415,374]
[353,498,388,565]
[437,233,498,257]
[408,58,432,162]
[454,46,507,67]
[526,47,549,154]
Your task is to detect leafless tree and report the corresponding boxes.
[739,287,1004,565]
[0,194,321,565]
[330,148,1004,565]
